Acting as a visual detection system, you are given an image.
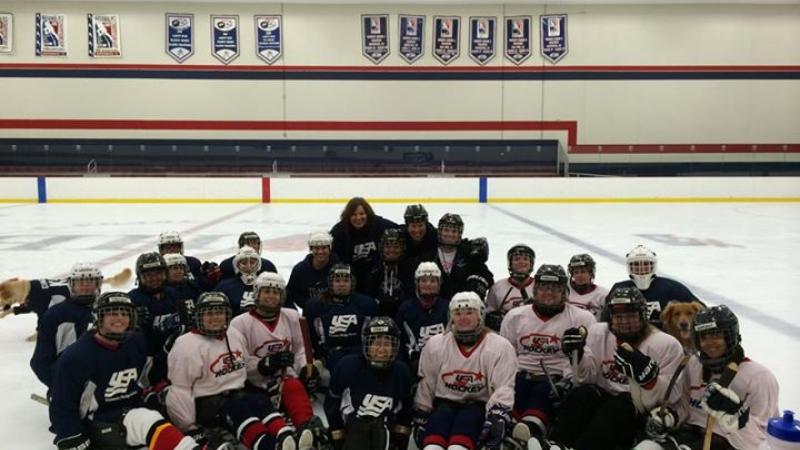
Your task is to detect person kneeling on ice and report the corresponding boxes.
[634,305,779,450]
[49,291,223,450]
[324,316,414,450]
[539,287,683,450]
[166,292,297,450]
[414,291,517,450]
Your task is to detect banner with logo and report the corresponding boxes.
[35,13,67,56]
[504,16,532,65]
[88,14,121,57]
[469,16,495,65]
[362,14,389,64]
[165,13,193,63]
[433,16,460,65]
[398,14,424,64]
[211,14,240,64]
[0,13,13,54]
[255,15,282,64]
[540,14,568,64]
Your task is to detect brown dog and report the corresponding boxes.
[661,301,705,353]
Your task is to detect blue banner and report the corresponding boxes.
[165,13,193,63]
[362,14,389,64]
[504,16,531,65]
[211,15,239,64]
[433,16,460,65]
[255,15,281,64]
[469,16,495,65]
[540,14,568,64]
[398,15,424,64]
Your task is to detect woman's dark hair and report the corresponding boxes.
[340,197,376,229]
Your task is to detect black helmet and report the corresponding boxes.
[507,244,535,279]
[195,292,231,337]
[437,214,464,246]
[136,252,166,280]
[404,204,428,224]
[94,291,137,342]
[568,253,596,278]
[604,287,648,343]
[362,316,401,370]
[693,305,742,371]
[379,228,406,262]
[327,264,355,302]
[533,264,569,316]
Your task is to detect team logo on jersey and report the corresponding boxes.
[105,368,138,399]
[441,369,486,393]
[601,359,627,384]
[357,394,394,418]
[352,242,377,261]
[241,290,256,310]
[419,324,445,345]
[254,338,289,357]
[210,349,246,377]
[519,332,561,354]
[330,314,359,335]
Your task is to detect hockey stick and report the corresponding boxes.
[298,316,314,378]
[539,359,561,401]
[620,343,647,415]
[659,354,691,416]
[30,393,49,406]
[702,362,738,450]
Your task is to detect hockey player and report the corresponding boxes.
[434,213,494,300]
[286,232,338,310]
[31,262,103,388]
[329,197,399,284]
[499,264,596,444]
[219,231,278,281]
[634,305,779,450]
[167,291,296,450]
[302,263,379,378]
[157,230,207,287]
[325,317,414,450]
[49,291,214,450]
[164,253,202,307]
[229,272,327,450]
[364,228,416,317]
[566,254,609,320]
[542,287,684,450]
[395,262,450,375]
[485,244,536,331]
[414,291,517,450]
[609,245,700,327]
[214,246,262,316]
[402,204,438,267]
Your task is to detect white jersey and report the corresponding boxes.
[415,330,517,415]
[229,308,308,389]
[166,328,249,431]
[500,304,596,377]
[486,277,534,314]
[676,357,779,450]
[575,323,684,411]
[566,283,609,320]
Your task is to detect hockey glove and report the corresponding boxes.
[56,434,91,450]
[614,345,659,387]
[468,237,490,264]
[480,405,511,450]
[299,362,321,394]
[485,311,504,332]
[561,326,587,360]
[12,303,31,315]
[135,306,153,330]
[202,261,222,286]
[701,382,750,431]
[257,351,295,376]
[412,411,429,448]
[548,377,575,407]
[143,381,171,411]
[645,407,678,440]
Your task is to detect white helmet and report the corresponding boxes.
[253,272,286,317]
[308,232,333,249]
[626,245,657,290]
[234,246,262,275]
[449,291,485,345]
[157,231,183,254]
[162,253,187,269]
[415,261,442,281]
[68,262,104,305]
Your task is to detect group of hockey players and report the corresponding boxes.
[12,196,780,450]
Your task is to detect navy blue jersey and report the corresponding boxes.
[128,286,182,356]
[49,332,149,443]
[30,298,93,387]
[27,278,71,327]
[213,277,255,316]
[184,254,204,285]
[167,279,202,304]
[435,243,494,300]
[609,277,700,326]
[395,296,450,361]
[364,260,417,318]
[302,293,379,370]
[324,354,413,431]
[218,256,277,281]
[330,215,399,282]
[285,253,339,310]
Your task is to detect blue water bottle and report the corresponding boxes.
[767,410,800,449]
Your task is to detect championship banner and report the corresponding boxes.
[211,14,240,64]
[166,13,194,63]
[35,13,67,56]
[88,14,121,57]
[469,16,495,65]
[0,13,13,54]
[504,16,532,65]
[362,14,389,64]
[540,14,568,64]
[398,14,424,64]
[433,16,460,65]
[255,15,282,64]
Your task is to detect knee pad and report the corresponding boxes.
[122,407,166,446]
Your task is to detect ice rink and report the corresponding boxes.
[1,201,798,448]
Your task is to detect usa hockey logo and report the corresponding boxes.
[357,394,394,418]
[352,242,377,261]
[519,332,561,354]
[601,359,627,385]
[105,368,138,399]
[442,370,486,393]
[210,350,246,377]
[419,324,445,345]
[254,338,289,357]
[330,314,358,335]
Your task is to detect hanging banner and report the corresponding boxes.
[0,13,13,54]
[433,16,460,65]
[469,16,495,65]
[504,16,532,65]
[398,14,424,64]
[35,13,67,56]
[255,15,282,64]
[540,14,568,64]
[362,14,389,64]
[88,14,121,57]
[211,14,240,64]
[165,13,194,63]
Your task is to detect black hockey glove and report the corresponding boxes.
[468,237,490,264]
[480,406,511,450]
[56,434,91,450]
[299,362,321,394]
[485,311,504,332]
[645,407,678,440]
[12,303,31,315]
[330,429,345,450]
[464,274,490,300]
[702,382,750,431]
[412,410,429,448]
[257,351,294,376]
[561,326,587,360]
[135,306,152,330]
[614,345,659,387]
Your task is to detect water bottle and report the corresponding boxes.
[766,410,800,449]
